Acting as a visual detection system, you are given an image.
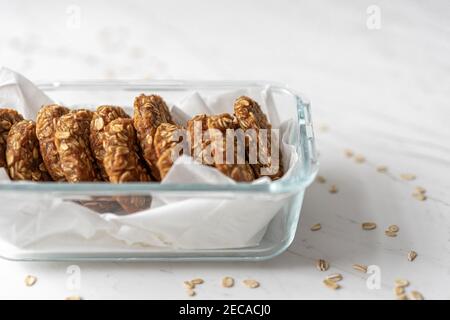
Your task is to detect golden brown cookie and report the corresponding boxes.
[133,94,174,181]
[55,109,101,182]
[186,113,211,164]
[0,108,23,168]
[103,118,152,213]
[234,96,283,180]
[104,118,150,183]
[36,104,70,181]
[6,120,52,181]
[154,123,186,179]
[90,105,130,181]
[207,113,255,182]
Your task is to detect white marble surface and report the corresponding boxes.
[0,0,449,299]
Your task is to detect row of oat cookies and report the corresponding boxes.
[134,95,283,182]
[186,97,283,181]
[0,94,283,185]
[148,95,284,181]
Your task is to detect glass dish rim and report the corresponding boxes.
[0,80,317,195]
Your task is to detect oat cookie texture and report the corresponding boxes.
[103,118,151,213]
[0,108,24,168]
[54,109,101,182]
[207,113,255,182]
[133,94,174,181]
[234,96,283,180]
[186,113,214,165]
[6,120,51,181]
[154,122,186,179]
[90,105,130,181]
[36,104,70,181]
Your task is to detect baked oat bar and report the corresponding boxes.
[186,113,211,164]
[154,123,186,179]
[207,113,255,182]
[234,96,283,180]
[0,108,24,168]
[36,104,70,181]
[55,109,101,182]
[133,94,174,181]
[6,120,51,181]
[103,118,150,183]
[90,105,130,181]
[103,118,151,213]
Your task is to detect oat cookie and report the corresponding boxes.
[186,114,211,164]
[6,120,51,181]
[133,94,174,181]
[207,113,255,182]
[103,118,151,213]
[90,105,130,181]
[234,96,283,180]
[55,109,101,182]
[36,104,70,181]
[154,123,186,179]
[0,109,23,168]
[103,118,150,183]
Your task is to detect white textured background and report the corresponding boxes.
[0,0,449,299]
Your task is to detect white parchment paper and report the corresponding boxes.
[0,67,299,250]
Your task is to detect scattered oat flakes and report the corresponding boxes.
[400,173,416,181]
[407,250,418,262]
[222,277,234,288]
[316,259,330,272]
[394,286,405,296]
[323,279,340,290]
[412,192,427,201]
[310,223,322,231]
[394,279,409,288]
[385,230,397,237]
[376,165,388,173]
[316,175,326,184]
[362,222,377,230]
[354,155,366,163]
[65,295,82,300]
[352,264,368,273]
[184,281,195,290]
[318,124,329,132]
[388,225,399,233]
[186,289,196,297]
[328,185,338,194]
[344,149,354,158]
[326,273,343,282]
[24,275,37,287]
[410,291,424,300]
[414,186,426,194]
[396,294,408,300]
[242,279,260,289]
[191,278,204,285]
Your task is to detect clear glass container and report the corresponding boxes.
[0,80,317,261]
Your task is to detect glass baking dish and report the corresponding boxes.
[0,80,317,261]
